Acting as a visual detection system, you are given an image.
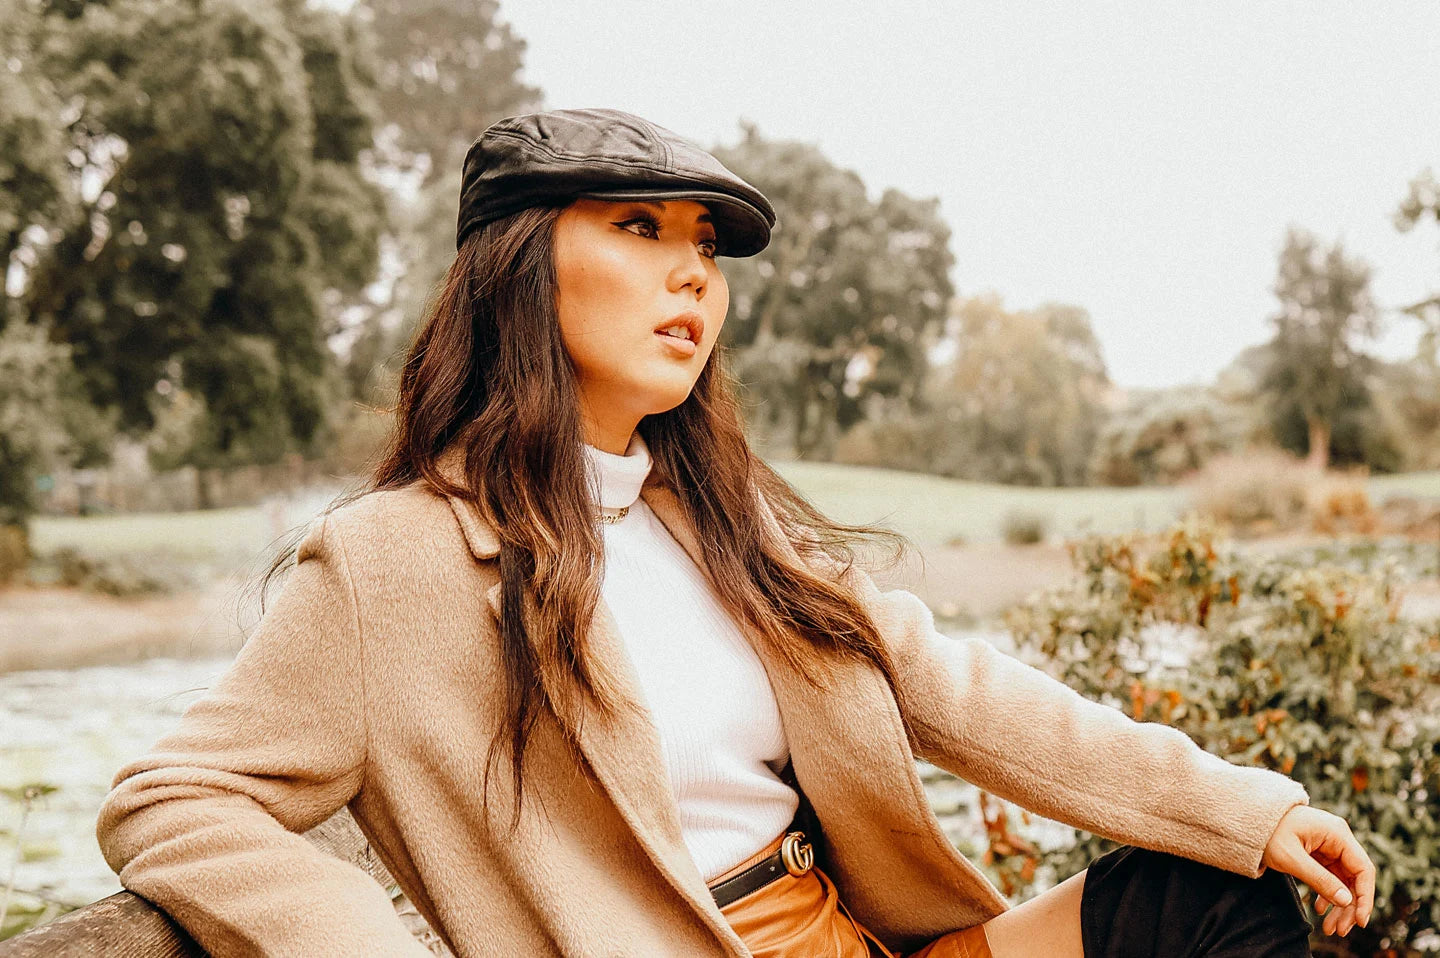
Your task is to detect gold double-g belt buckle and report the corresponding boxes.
[780,830,814,877]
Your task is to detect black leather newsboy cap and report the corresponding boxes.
[455,107,776,257]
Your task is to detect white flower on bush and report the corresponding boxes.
[1119,620,1203,675]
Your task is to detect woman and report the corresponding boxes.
[96,108,1375,957]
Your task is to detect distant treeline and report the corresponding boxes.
[3,0,1439,533]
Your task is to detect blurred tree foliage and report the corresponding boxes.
[1394,167,1439,366]
[922,294,1111,486]
[0,316,115,579]
[711,123,954,459]
[357,0,538,186]
[0,0,77,325]
[0,321,74,526]
[1367,357,1440,471]
[1002,520,1440,956]
[1220,342,1414,476]
[1387,168,1440,470]
[337,0,541,411]
[1257,228,1382,472]
[934,295,1109,485]
[1087,384,1260,486]
[830,293,1114,485]
[10,0,386,484]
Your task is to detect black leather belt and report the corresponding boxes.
[709,830,816,909]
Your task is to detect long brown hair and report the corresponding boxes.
[259,202,916,830]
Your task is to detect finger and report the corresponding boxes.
[1284,851,1350,913]
[1287,846,1354,910]
[1354,849,1376,926]
[1325,825,1374,925]
[1324,901,1353,937]
[1338,900,1359,936]
[1302,877,1328,917]
[1334,901,1357,936]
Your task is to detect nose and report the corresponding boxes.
[667,240,707,298]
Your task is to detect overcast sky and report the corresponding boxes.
[488,0,1440,389]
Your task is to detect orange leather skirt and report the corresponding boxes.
[709,828,993,958]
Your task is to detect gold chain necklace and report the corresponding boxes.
[595,506,630,524]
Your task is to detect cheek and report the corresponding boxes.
[555,247,650,363]
[705,272,730,339]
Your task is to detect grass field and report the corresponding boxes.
[775,462,1440,548]
[26,465,1440,567]
[26,486,351,571]
[769,460,1189,547]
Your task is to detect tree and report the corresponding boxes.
[338,0,542,411]
[356,0,540,187]
[1361,356,1440,472]
[0,0,77,330]
[924,293,1112,486]
[14,0,386,484]
[1087,384,1257,486]
[0,317,115,579]
[1394,167,1439,369]
[712,123,954,459]
[1256,228,1380,471]
[0,321,72,527]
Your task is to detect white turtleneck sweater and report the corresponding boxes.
[581,432,799,883]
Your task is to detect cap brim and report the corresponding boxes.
[573,187,772,258]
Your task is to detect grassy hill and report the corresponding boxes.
[27,465,1440,570]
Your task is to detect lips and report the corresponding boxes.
[654,309,704,346]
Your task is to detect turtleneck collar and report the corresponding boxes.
[582,431,652,510]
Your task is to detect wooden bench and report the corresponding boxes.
[0,808,450,956]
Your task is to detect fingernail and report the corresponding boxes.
[1334,887,1353,907]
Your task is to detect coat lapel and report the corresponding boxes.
[432,450,750,950]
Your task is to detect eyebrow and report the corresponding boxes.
[633,199,714,226]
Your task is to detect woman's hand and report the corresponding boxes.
[1261,805,1376,937]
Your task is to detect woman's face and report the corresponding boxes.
[552,197,729,450]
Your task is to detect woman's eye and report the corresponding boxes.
[619,216,660,238]
[618,216,718,259]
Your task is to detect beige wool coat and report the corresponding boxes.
[96,452,1311,957]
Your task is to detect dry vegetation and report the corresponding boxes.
[1183,448,1440,539]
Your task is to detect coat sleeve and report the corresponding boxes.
[841,564,1310,879]
[94,515,434,957]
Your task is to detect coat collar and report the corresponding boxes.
[436,443,685,563]
[434,442,799,568]
[434,443,502,560]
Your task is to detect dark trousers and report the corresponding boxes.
[1080,845,1314,957]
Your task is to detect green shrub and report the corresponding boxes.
[1086,384,1257,486]
[999,518,1440,955]
[1001,510,1047,545]
[25,547,208,596]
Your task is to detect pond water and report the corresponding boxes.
[1,657,234,909]
[0,629,1079,929]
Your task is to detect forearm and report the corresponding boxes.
[100,786,433,957]
[852,570,1310,878]
[95,516,434,956]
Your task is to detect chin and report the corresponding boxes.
[638,379,700,415]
